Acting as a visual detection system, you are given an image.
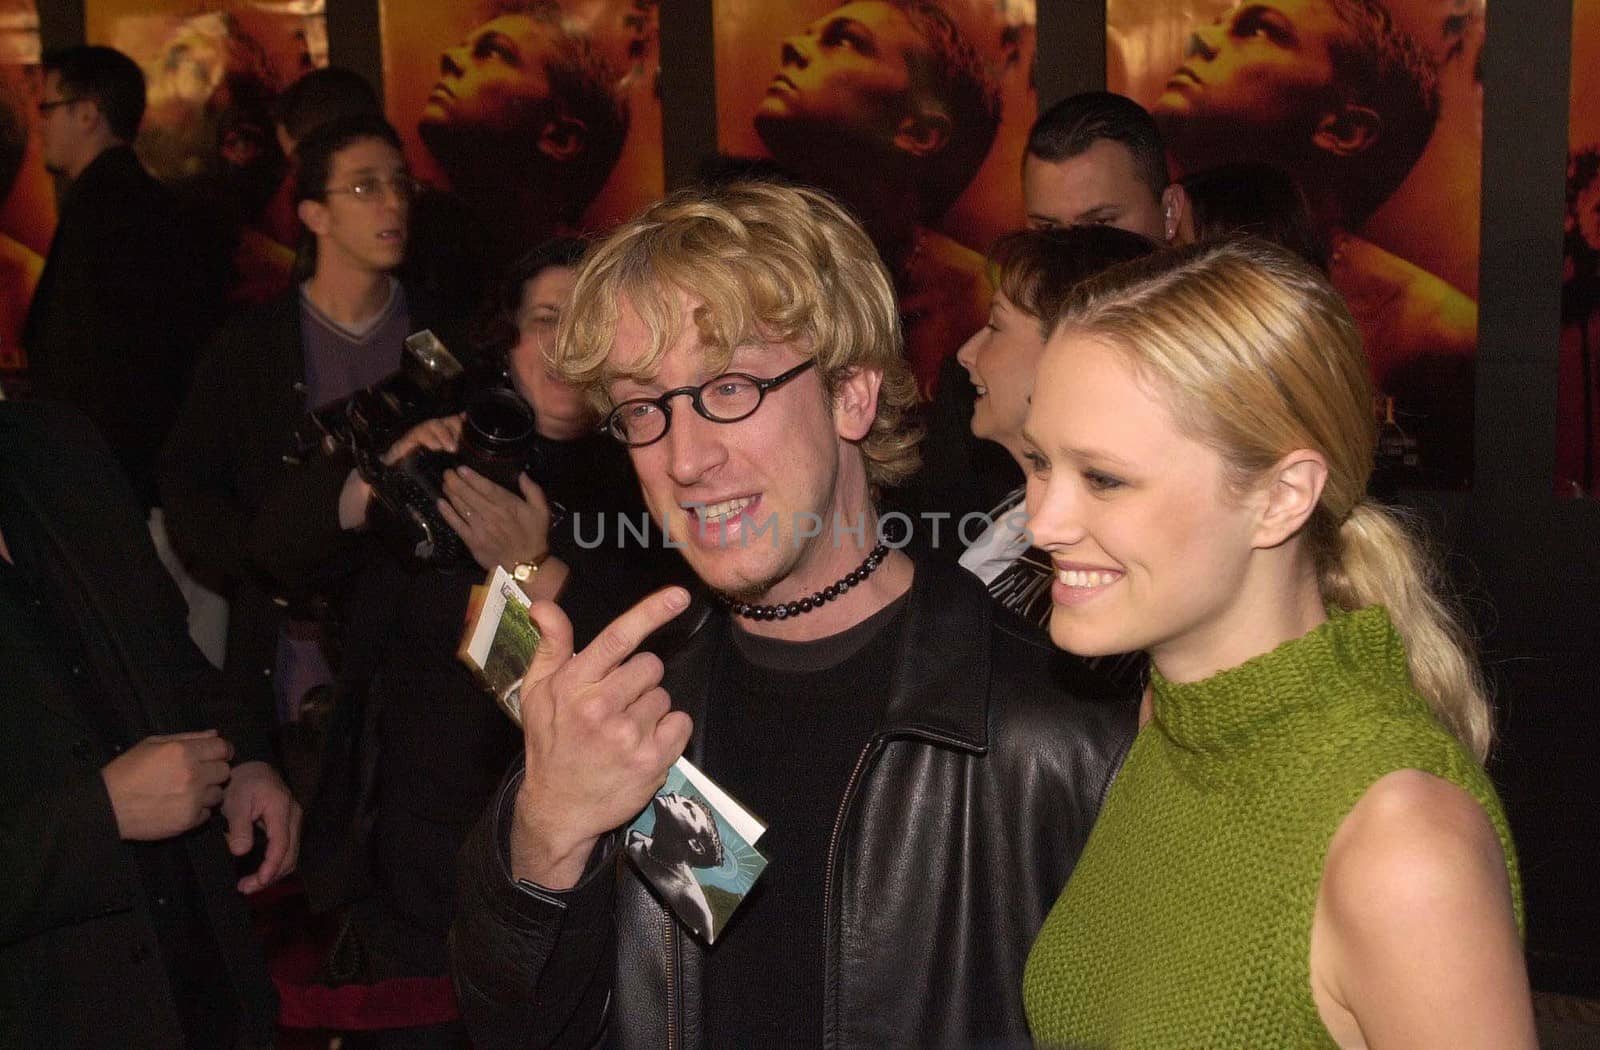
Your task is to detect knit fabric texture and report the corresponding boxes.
[1022,604,1521,1048]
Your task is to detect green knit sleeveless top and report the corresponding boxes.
[1022,605,1521,1048]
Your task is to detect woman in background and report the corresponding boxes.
[1020,238,1533,1048]
[953,224,1154,628]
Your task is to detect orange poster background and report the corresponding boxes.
[1109,0,1485,486]
[378,0,662,235]
[713,0,1035,256]
[0,0,48,374]
[87,0,326,182]
[1558,0,1600,497]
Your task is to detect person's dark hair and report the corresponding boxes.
[293,112,404,205]
[888,0,1001,219]
[680,794,725,868]
[42,46,146,143]
[1178,163,1327,271]
[471,236,589,362]
[291,114,405,279]
[1321,0,1439,223]
[988,224,1159,336]
[1026,91,1169,200]
[274,67,381,146]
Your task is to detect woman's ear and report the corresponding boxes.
[833,366,883,442]
[1253,449,1328,549]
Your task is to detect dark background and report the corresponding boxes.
[34,0,1599,998]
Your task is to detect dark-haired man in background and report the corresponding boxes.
[23,45,225,510]
[251,65,388,263]
[903,89,1173,558]
[1021,89,1177,242]
[162,114,457,737]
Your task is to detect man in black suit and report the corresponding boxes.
[23,45,224,510]
[0,400,299,1050]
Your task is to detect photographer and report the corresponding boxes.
[160,113,461,737]
[302,240,679,1050]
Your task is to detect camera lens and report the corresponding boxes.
[460,388,536,489]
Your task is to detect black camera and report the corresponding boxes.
[290,329,468,467]
[291,330,539,567]
[367,386,538,565]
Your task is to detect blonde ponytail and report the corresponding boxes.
[1319,501,1493,761]
[1053,238,1493,762]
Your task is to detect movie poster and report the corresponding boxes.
[1109,0,1485,486]
[0,0,47,378]
[87,0,326,181]
[86,0,326,307]
[713,0,1037,397]
[379,0,663,262]
[1560,0,1600,499]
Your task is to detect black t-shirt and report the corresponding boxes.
[702,592,909,1048]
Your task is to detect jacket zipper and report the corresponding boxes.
[820,738,880,1047]
[662,904,679,1050]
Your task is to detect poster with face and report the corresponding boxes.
[87,0,325,182]
[380,0,661,262]
[0,0,45,377]
[1559,0,1600,498]
[713,0,1036,397]
[1109,0,1485,486]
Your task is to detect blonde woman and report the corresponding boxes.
[1019,238,1534,1048]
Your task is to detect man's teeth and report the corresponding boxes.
[700,496,754,523]
[1057,569,1118,587]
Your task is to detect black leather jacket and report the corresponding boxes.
[450,558,1137,1049]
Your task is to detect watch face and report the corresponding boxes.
[513,564,533,581]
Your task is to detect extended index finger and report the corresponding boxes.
[568,586,691,684]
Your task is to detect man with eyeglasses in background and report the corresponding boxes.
[449,181,1137,1050]
[161,113,461,742]
[23,45,226,512]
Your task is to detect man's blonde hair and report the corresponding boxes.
[553,181,922,489]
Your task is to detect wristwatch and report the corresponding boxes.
[511,552,550,584]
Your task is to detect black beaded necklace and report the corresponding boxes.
[719,543,891,621]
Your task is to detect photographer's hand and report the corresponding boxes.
[440,468,566,597]
[383,415,464,466]
[338,414,465,530]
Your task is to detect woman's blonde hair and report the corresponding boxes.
[1054,237,1493,760]
[552,181,922,490]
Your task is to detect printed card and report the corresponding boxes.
[458,565,540,725]
[626,757,769,944]
[459,567,770,944]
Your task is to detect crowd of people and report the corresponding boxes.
[1,22,1533,1050]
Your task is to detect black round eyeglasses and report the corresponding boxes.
[603,359,816,448]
